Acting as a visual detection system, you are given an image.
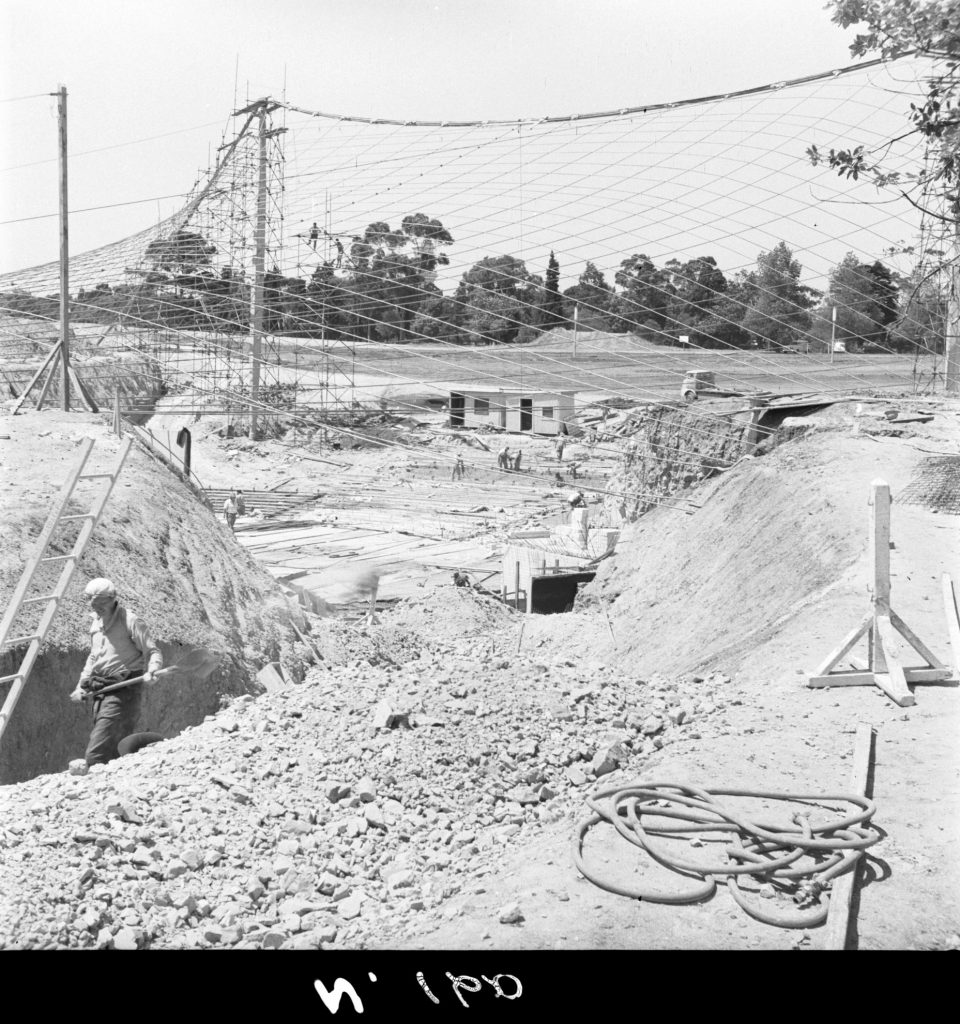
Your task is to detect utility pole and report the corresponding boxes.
[233,96,287,436]
[57,84,70,410]
[573,304,579,358]
[830,305,836,365]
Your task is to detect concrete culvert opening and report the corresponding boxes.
[528,572,596,614]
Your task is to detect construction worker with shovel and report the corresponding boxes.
[69,578,163,767]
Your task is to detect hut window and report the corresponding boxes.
[541,406,554,419]
[474,397,489,415]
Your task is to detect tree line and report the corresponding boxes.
[0,214,946,355]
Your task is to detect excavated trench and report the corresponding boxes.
[0,643,254,786]
[0,416,308,786]
[602,400,793,521]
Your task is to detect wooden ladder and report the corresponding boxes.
[0,436,132,745]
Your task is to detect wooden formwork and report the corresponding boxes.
[807,480,953,706]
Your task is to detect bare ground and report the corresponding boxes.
[0,394,958,951]
[381,405,960,950]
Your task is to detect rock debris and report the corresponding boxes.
[0,589,728,950]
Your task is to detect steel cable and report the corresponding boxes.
[573,780,880,929]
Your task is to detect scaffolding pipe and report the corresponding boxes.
[250,101,268,437]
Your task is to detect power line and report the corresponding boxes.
[0,119,227,173]
[0,192,191,226]
[0,92,50,104]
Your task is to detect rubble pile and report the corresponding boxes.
[0,589,730,950]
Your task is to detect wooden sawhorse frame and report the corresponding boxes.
[807,479,952,707]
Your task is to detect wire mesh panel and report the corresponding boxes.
[896,456,960,515]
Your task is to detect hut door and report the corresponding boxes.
[450,392,465,426]
[520,398,533,431]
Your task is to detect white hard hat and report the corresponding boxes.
[84,578,116,599]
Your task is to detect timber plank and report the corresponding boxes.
[823,723,873,950]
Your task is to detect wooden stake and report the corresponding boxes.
[823,723,873,950]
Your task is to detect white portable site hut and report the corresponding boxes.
[448,388,576,435]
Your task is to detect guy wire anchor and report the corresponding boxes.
[806,479,952,707]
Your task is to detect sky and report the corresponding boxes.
[0,0,914,287]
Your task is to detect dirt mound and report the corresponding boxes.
[528,415,954,682]
[302,588,519,670]
[0,409,303,784]
[383,586,518,644]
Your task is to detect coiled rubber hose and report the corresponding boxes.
[572,781,880,929]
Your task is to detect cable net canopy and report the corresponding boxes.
[0,56,950,417]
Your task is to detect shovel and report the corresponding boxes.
[81,648,221,699]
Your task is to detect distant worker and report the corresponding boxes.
[223,493,238,531]
[452,569,471,588]
[334,237,345,268]
[555,435,566,462]
[452,454,465,481]
[512,449,522,472]
[309,223,320,250]
[624,437,638,466]
[568,489,586,509]
[234,489,246,516]
[497,444,510,470]
[69,579,163,767]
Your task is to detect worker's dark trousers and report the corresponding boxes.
[86,687,142,767]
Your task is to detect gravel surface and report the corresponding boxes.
[0,588,724,950]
